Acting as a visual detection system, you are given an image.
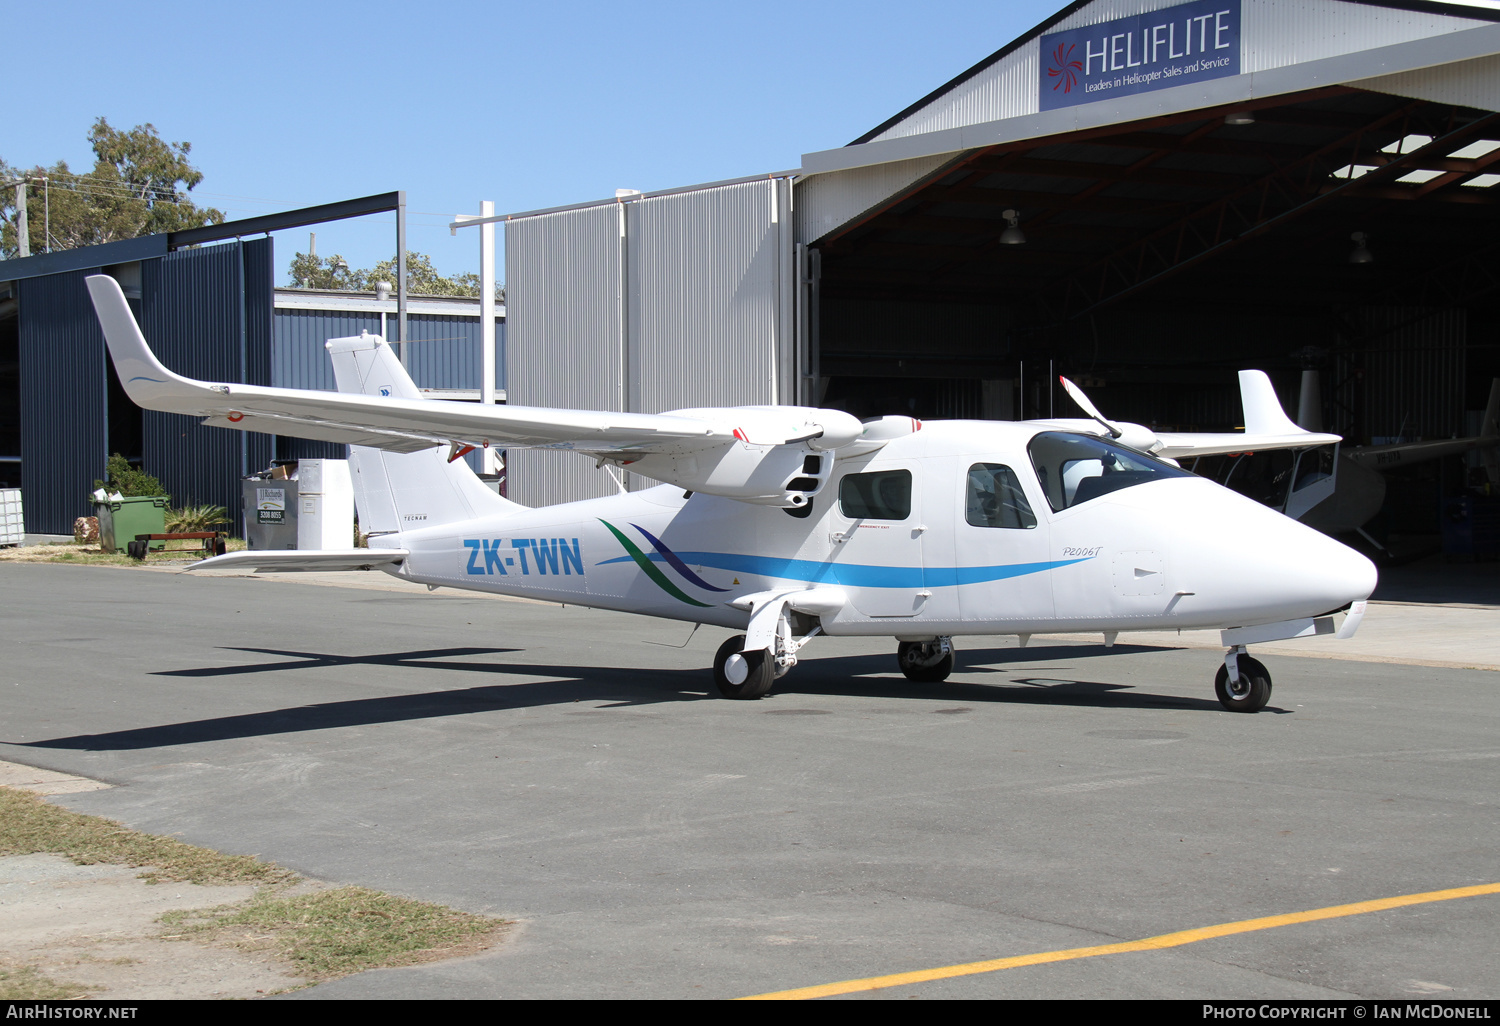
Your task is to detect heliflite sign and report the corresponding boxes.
[1039,0,1241,111]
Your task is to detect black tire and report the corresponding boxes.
[212,537,227,556]
[126,540,146,560]
[897,640,954,683]
[1215,656,1272,712]
[713,634,776,700]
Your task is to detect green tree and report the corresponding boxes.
[1,118,224,258]
[286,249,503,301]
[286,251,365,291]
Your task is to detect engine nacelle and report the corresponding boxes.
[621,441,832,507]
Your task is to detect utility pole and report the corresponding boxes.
[396,191,408,368]
[479,199,498,474]
[14,181,29,258]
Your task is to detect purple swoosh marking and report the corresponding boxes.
[630,524,731,593]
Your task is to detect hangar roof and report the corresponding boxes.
[804,0,1500,175]
[814,86,1500,323]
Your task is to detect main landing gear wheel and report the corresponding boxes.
[1215,656,1272,713]
[897,639,954,683]
[713,634,775,700]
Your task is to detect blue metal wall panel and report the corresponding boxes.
[271,307,504,466]
[18,268,107,535]
[406,314,506,391]
[273,309,504,392]
[140,239,275,525]
[273,309,378,392]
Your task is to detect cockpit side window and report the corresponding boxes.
[965,463,1036,529]
[1027,431,1189,511]
[838,469,911,520]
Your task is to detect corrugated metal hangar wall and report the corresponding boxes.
[3,240,505,535]
[505,176,796,506]
[14,240,275,536]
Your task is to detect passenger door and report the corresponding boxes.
[955,460,1055,624]
[829,462,927,617]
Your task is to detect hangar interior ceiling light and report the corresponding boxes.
[999,209,1026,245]
[1349,232,1374,265]
[1449,140,1500,160]
[1397,168,1446,184]
[1382,134,1434,154]
[1224,111,1256,126]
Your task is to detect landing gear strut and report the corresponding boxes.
[1215,645,1272,712]
[897,637,954,683]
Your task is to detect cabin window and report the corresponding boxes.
[965,464,1036,529]
[1027,432,1189,511]
[838,469,911,520]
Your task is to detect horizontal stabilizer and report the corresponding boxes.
[185,549,409,573]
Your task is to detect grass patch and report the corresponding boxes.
[0,962,93,1000]
[0,785,506,986]
[0,786,291,886]
[160,887,502,981]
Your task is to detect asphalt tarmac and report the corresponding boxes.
[1,562,1496,1000]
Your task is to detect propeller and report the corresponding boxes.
[1058,376,1123,440]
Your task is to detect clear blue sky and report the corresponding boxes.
[6,1,1064,283]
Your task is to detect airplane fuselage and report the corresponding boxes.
[374,421,1376,638]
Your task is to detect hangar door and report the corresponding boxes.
[504,175,797,507]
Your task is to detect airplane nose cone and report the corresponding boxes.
[1145,479,1379,625]
[1227,498,1377,618]
[1294,529,1378,611]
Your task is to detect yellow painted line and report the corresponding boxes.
[739,882,1500,1000]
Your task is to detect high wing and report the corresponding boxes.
[85,274,886,506]
[87,274,868,458]
[1046,370,1342,460]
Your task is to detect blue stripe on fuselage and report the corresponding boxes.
[594,551,1091,588]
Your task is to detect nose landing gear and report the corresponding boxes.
[1216,645,1272,712]
[897,637,954,682]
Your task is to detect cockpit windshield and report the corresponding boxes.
[1027,431,1190,511]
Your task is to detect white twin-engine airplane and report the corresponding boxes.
[87,275,1375,713]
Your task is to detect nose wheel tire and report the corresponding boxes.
[897,640,954,683]
[1215,656,1272,712]
[713,634,776,700]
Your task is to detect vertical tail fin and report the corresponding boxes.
[1239,370,1304,436]
[325,333,525,532]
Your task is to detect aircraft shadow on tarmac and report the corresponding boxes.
[15,643,1262,751]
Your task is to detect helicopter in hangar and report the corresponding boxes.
[87,274,1375,713]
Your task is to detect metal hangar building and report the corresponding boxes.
[499,0,1500,533]
[0,194,505,535]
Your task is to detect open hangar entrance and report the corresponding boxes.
[805,85,1500,544]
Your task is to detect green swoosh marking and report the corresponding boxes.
[599,520,712,608]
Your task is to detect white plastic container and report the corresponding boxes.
[296,460,355,550]
[0,488,23,546]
